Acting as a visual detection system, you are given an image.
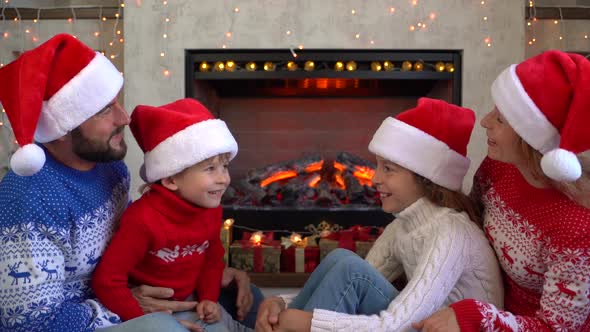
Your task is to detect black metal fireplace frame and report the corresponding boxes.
[185,49,462,104]
[184,49,463,238]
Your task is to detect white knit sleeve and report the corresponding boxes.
[310,215,471,332]
[365,221,403,282]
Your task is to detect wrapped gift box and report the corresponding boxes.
[229,232,281,273]
[319,226,382,260]
[280,235,320,273]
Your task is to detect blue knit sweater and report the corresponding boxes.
[0,148,129,332]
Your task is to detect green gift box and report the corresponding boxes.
[229,241,281,273]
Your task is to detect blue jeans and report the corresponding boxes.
[99,283,263,332]
[99,312,188,332]
[173,306,253,332]
[289,249,399,314]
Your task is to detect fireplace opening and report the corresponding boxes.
[185,49,462,236]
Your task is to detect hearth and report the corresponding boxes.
[185,49,462,238]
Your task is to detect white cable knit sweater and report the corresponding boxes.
[310,197,504,332]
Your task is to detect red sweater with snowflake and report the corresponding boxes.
[92,184,225,321]
[450,158,590,331]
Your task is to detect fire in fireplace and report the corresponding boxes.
[223,152,380,208]
[185,49,462,235]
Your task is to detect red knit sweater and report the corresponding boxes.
[450,158,590,331]
[92,184,225,321]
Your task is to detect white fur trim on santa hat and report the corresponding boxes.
[10,143,46,176]
[144,119,238,183]
[541,148,582,182]
[368,117,470,191]
[35,52,124,143]
[491,65,560,154]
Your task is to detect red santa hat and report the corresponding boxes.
[491,50,590,182]
[130,98,238,183]
[0,33,123,176]
[369,98,475,191]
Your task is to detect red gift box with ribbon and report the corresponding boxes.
[280,234,320,273]
[229,232,281,273]
[319,225,383,260]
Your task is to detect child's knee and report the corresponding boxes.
[327,248,357,261]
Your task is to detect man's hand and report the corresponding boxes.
[222,267,253,320]
[255,296,286,332]
[197,300,221,323]
[273,309,312,332]
[130,284,197,313]
[411,307,460,332]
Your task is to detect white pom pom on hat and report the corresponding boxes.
[490,50,590,182]
[9,144,46,177]
[541,149,582,182]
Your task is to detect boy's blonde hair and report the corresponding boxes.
[139,152,232,194]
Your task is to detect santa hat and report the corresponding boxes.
[131,98,238,183]
[491,50,590,182]
[369,98,475,191]
[0,33,123,176]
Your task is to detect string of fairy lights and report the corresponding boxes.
[526,1,590,47]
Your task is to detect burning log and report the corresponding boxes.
[223,152,380,208]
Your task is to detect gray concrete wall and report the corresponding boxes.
[123,0,525,198]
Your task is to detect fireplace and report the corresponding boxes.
[185,49,462,239]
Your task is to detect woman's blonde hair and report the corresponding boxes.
[519,139,590,208]
[138,152,232,195]
[415,175,483,227]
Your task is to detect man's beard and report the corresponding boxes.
[71,126,127,162]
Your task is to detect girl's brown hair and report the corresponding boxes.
[518,138,590,208]
[416,175,483,227]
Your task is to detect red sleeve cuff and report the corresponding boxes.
[450,299,484,332]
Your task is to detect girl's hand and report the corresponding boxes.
[412,307,460,332]
[255,296,286,332]
[197,300,221,323]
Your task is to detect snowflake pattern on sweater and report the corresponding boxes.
[450,158,590,332]
[0,148,129,332]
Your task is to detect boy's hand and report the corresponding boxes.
[197,300,221,323]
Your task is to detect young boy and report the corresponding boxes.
[92,98,238,331]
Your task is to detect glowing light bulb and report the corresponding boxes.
[214,61,225,72]
[199,62,210,72]
[389,7,396,13]
[163,69,170,76]
[234,7,240,13]
[94,32,100,37]
[346,61,357,71]
[355,33,360,39]
[287,61,298,71]
[264,61,276,71]
[334,61,344,71]
[226,32,232,38]
[435,62,445,72]
[160,52,165,57]
[246,62,257,71]
[304,61,315,71]
[370,61,382,71]
[383,61,394,71]
[225,61,236,72]
[286,30,291,35]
